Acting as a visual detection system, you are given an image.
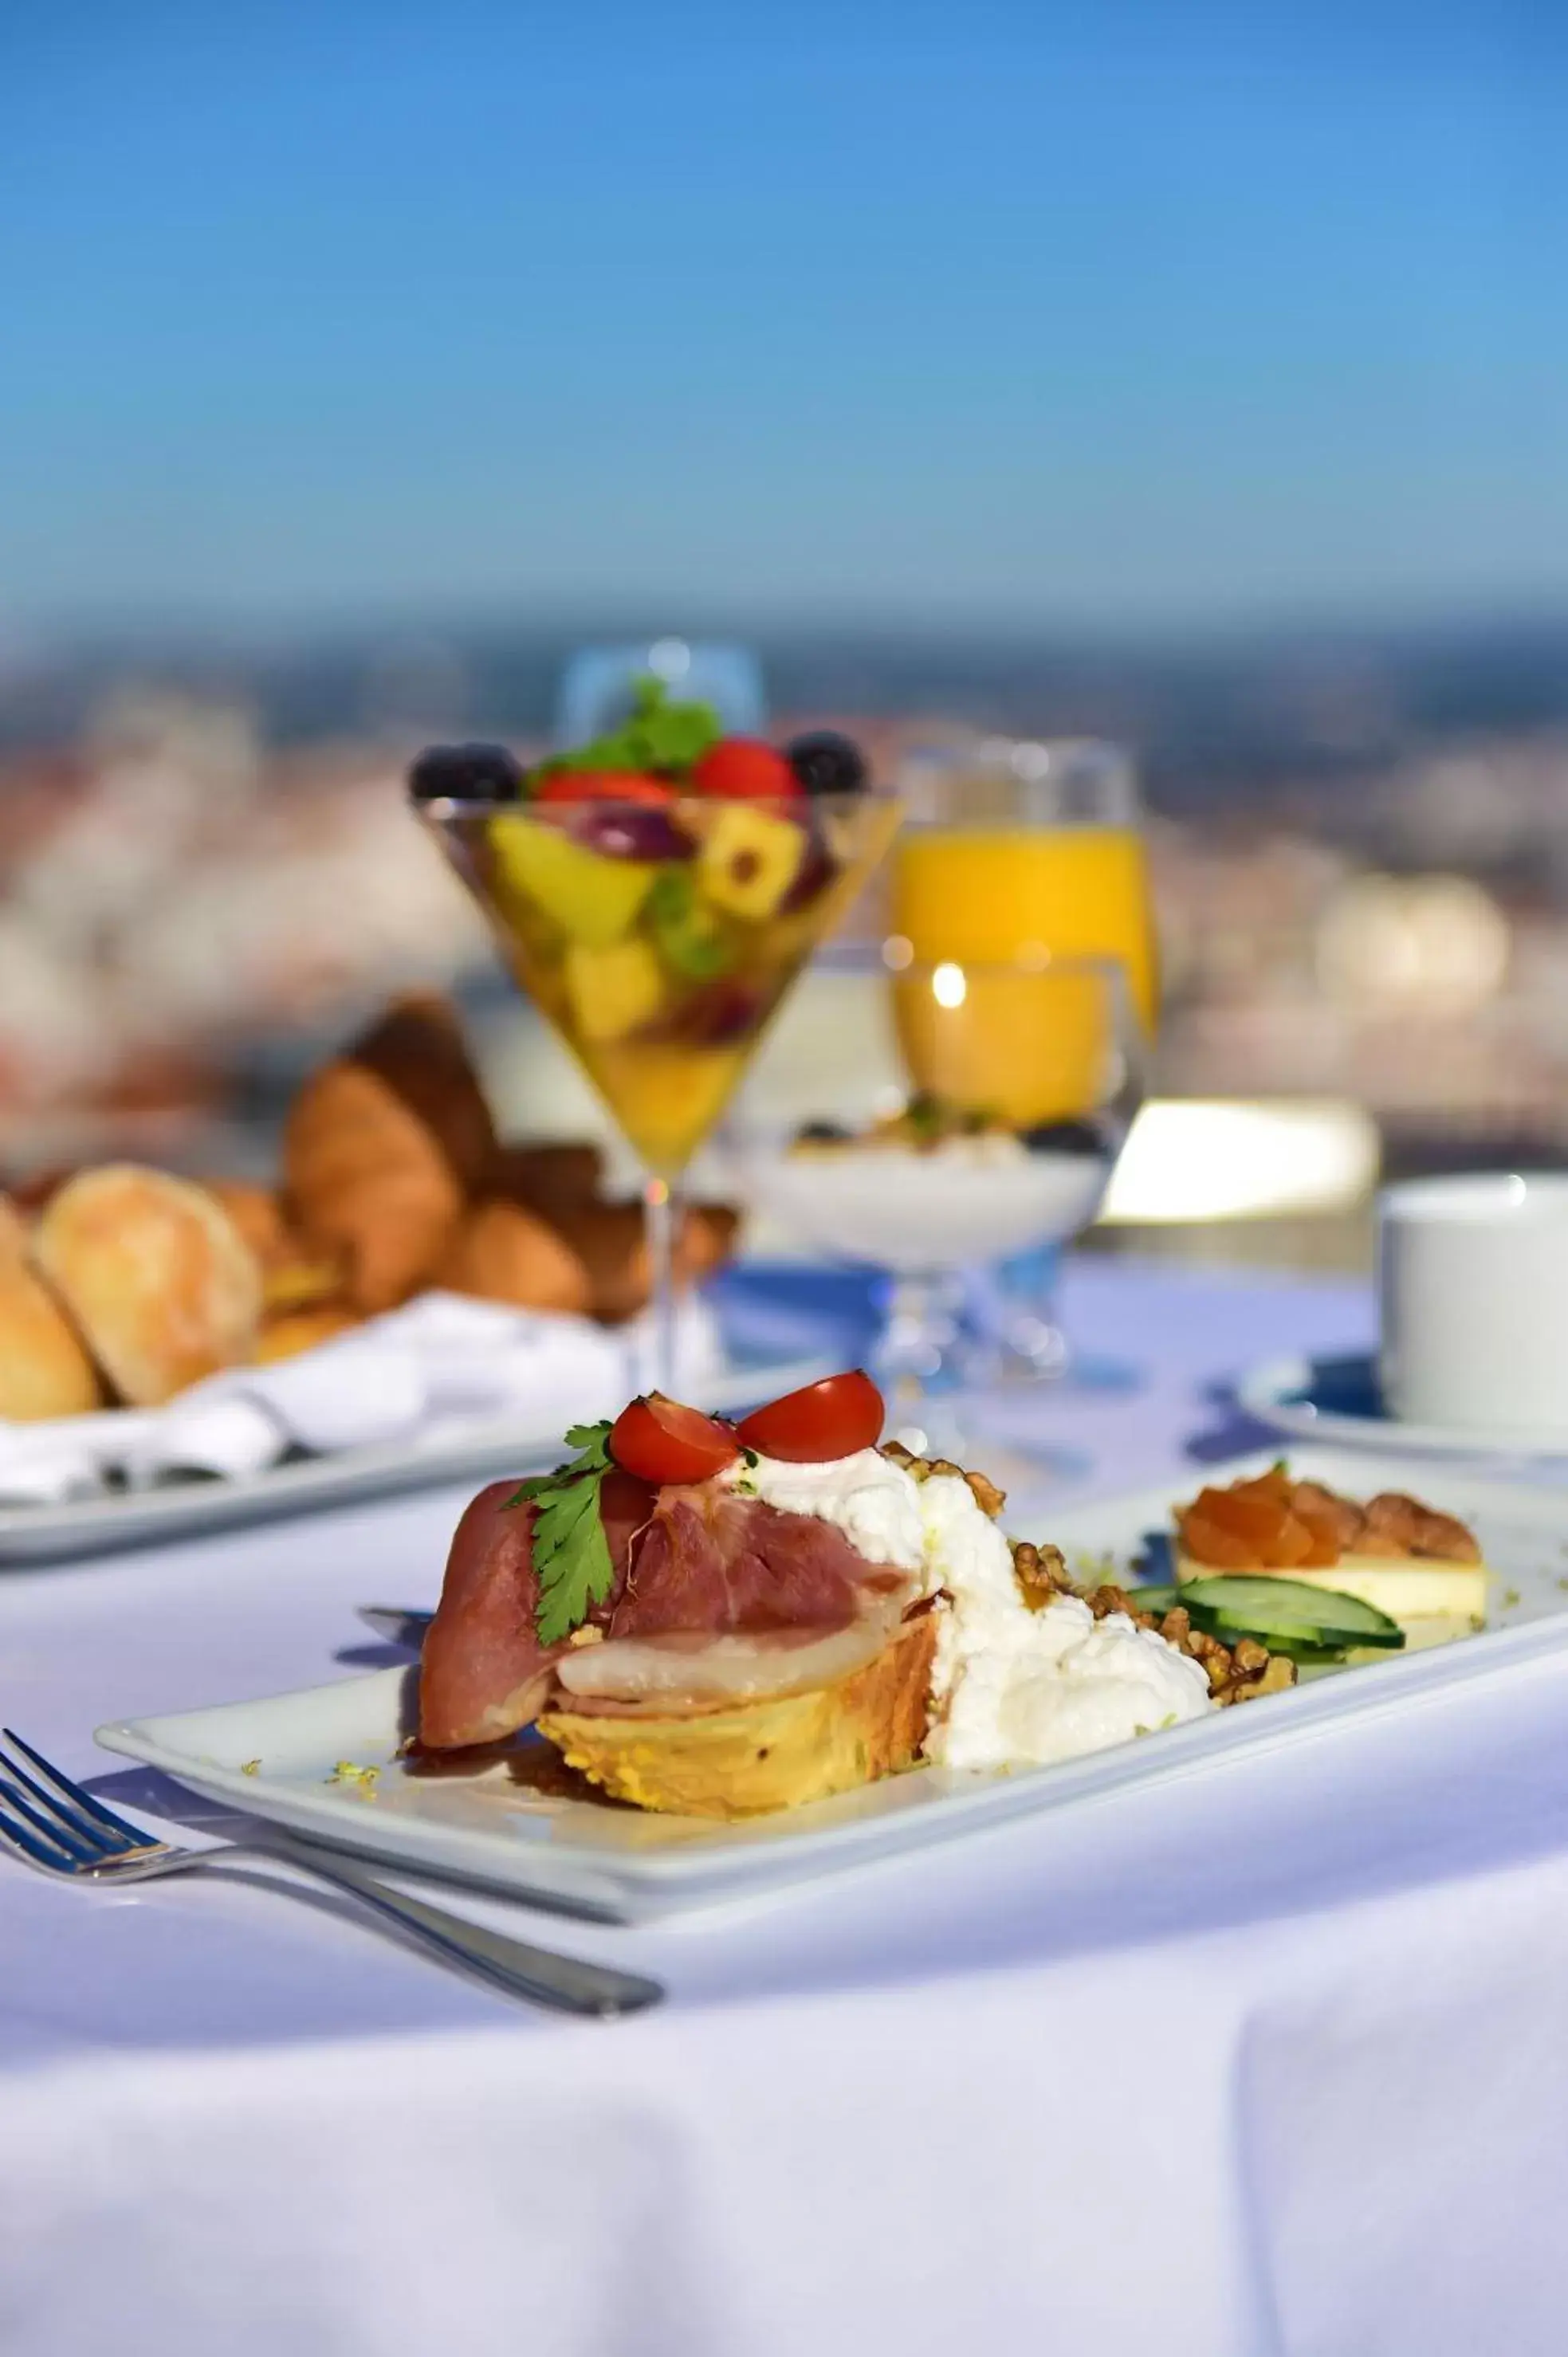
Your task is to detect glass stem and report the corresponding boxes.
[874,1270,967,1454]
[643,1174,682,1396]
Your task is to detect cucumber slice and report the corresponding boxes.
[1125,1584,1178,1617]
[1179,1574,1405,1652]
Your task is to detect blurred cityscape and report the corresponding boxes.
[4,617,1568,1267]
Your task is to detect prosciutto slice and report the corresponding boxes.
[418,1470,913,1750]
[609,1485,906,1639]
[419,1467,653,1750]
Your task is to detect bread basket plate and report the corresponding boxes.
[96,1444,1568,1921]
[0,1349,831,1568]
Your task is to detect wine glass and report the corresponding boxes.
[556,640,766,747]
[411,745,900,1391]
[727,941,1144,1475]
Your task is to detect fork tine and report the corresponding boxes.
[0,1749,131,1860]
[0,1728,145,1851]
[0,1774,103,1862]
[0,1796,84,1871]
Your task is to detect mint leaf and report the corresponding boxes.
[506,1420,617,1645]
[534,675,723,784]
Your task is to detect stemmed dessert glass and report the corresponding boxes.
[411,718,901,1390]
[729,941,1144,1479]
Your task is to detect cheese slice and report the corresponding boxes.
[1173,1549,1489,1636]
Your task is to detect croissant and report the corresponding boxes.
[490,1141,605,1222]
[342,994,497,1192]
[434,1200,593,1318]
[284,996,497,1314]
[548,1198,741,1323]
[284,1062,464,1314]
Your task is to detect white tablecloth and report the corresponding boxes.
[5,1261,1568,2357]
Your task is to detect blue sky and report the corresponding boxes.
[3,1,1566,634]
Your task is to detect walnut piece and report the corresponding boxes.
[1012,1538,1072,1611]
[1360,1491,1481,1564]
[878,1440,1005,1518]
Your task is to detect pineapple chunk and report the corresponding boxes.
[564,937,667,1043]
[489,817,657,947]
[696,804,805,922]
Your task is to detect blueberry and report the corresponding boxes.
[783,729,869,797]
[1020,1118,1107,1157]
[407,742,525,804]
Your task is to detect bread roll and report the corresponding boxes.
[537,1610,937,1817]
[434,1200,592,1317]
[33,1167,263,1407]
[0,1194,102,1420]
[200,1182,346,1314]
[202,1180,289,1264]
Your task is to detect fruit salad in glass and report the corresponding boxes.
[411,682,900,1385]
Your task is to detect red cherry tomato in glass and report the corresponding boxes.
[690,739,802,802]
[532,770,675,807]
[736,1370,885,1462]
[609,1393,741,1484]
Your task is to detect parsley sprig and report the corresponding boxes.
[534,675,723,782]
[507,1421,618,1646]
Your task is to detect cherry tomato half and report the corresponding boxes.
[609,1393,741,1484]
[690,739,802,802]
[736,1369,885,1462]
[532,769,675,807]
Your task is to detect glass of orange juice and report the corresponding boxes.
[891,737,1155,1381]
[893,737,1157,1025]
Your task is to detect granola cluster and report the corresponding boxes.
[881,1439,1006,1521]
[1009,1542,1295,1708]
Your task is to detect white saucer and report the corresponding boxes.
[1236,1352,1568,1462]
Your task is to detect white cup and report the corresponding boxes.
[1378,1173,1568,1437]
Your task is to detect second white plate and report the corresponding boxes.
[1236,1351,1568,1463]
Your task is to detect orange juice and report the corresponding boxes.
[892,964,1115,1128]
[891,827,1158,1032]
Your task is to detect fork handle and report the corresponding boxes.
[224,1843,663,2017]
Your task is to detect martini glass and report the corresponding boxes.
[414,778,901,1388]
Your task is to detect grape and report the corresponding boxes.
[407,743,525,803]
[783,731,868,796]
[570,805,696,862]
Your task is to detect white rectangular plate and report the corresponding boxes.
[96,1444,1568,1920]
[0,1353,829,1569]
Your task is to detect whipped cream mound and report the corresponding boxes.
[744,1448,1214,1771]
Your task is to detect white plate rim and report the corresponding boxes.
[93,1441,1568,1920]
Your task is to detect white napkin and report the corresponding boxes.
[0,1290,726,1506]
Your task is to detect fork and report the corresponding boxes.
[0,1727,662,2019]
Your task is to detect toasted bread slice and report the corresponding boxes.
[536,1609,938,1819]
